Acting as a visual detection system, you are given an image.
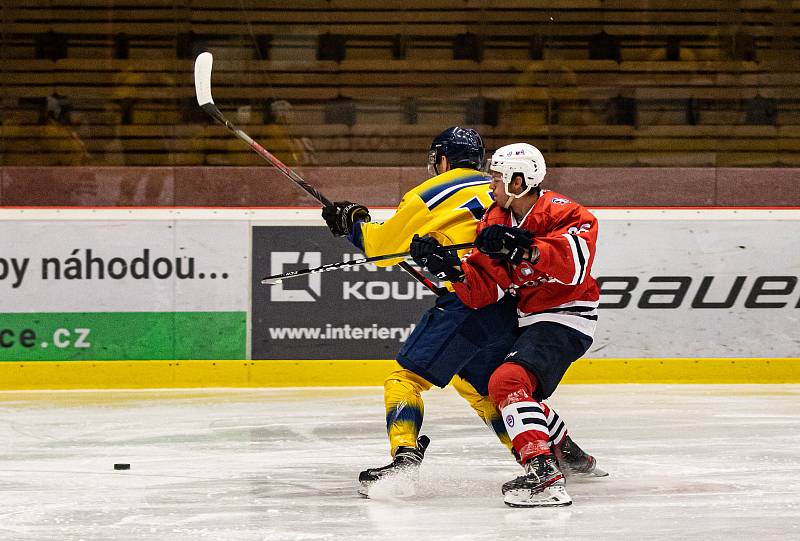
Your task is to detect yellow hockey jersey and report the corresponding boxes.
[358,168,494,266]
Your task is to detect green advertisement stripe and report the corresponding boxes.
[0,312,246,361]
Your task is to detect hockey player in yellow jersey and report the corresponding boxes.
[322,127,578,497]
[323,127,512,494]
[359,166,493,263]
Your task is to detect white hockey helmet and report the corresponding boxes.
[489,143,546,204]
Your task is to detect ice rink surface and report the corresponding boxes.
[1,384,799,541]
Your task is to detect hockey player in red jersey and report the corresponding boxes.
[410,142,607,507]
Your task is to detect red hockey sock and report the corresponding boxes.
[488,363,551,464]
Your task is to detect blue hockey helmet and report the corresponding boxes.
[427,126,485,176]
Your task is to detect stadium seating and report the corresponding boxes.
[1,1,798,166]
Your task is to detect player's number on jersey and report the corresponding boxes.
[458,197,488,221]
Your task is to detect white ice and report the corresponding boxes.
[1,385,799,541]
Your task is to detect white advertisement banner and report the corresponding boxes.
[0,217,249,312]
[590,212,799,358]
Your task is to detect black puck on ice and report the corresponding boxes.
[114,463,130,470]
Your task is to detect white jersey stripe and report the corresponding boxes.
[576,234,590,283]
[529,308,598,317]
[546,299,599,310]
[563,233,582,285]
[425,179,488,208]
[517,312,597,338]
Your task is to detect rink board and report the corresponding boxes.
[1,358,799,390]
[2,208,799,389]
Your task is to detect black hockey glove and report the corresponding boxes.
[410,234,464,283]
[475,224,534,264]
[322,201,371,237]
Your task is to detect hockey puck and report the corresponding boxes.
[114,463,130,470]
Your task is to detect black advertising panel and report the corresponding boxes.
[251,226,439,359]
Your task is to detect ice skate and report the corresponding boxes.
[553,435,608,478]
[358,435,429,498]
[502,454,572,507]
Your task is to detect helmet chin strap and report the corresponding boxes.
[502,182,532,209]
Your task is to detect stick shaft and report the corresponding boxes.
[195,52,447,296]
[194,52,331,205]
[200,104,332,206]
[261,252,407,284]
[398,260,442,295]
[260,242,474,284]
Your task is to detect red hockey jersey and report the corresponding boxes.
[452,190,600,338]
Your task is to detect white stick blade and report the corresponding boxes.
[194,52,214,106]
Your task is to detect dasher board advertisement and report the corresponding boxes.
[590,214,799,358]
[0,219,248,360]
[251,225,433,360]
[252,210,800,359]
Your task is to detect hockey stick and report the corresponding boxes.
[194,52,446,296]
[194,52,330,205]
[260,242,475,284]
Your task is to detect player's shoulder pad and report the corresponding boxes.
[541,189,575,207]
[540,190,590,215]
[409,169,488,206]
[537,190,597,231]
[412,168,471,192]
